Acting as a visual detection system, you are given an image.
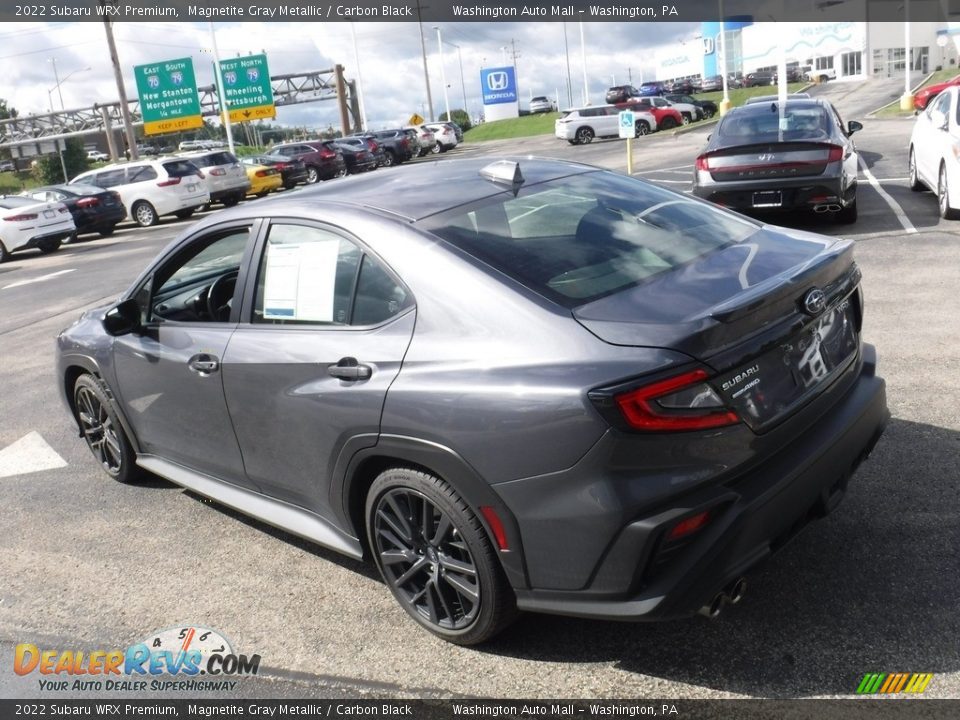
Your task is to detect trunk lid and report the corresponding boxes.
[574,224,861,431]
[699,142,839,182]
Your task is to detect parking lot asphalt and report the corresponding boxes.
[1,79,958,701]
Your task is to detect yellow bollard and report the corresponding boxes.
[900,93,916,111]
[719,99,732,116]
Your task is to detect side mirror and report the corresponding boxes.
[847,120,863,135]
[706,134,712,141]
[103,298,141,337]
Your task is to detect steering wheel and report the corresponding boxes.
[206,270,239,321]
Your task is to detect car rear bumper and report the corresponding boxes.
[209,183,251,202]
[75,207,126,232]
[693,172,853,211]
[501,343,888,621]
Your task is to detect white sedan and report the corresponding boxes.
[0,195,76,262]
[909,85,960,219]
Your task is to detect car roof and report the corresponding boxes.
[744,92,812,105]
[225,157,598,222]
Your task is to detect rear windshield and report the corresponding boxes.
[162,160,201,178]
[0,196,33,209]
[424,172,758,307]
[718,105,832,142]
[188,152,236,167]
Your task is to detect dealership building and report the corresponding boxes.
[654,21,959,85]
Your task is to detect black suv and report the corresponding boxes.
[371,129,417,165]
[605,85,641,104]
[665,94,718,119]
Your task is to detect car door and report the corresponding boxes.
[919,92,952,185]
[111,222,258,487]
[221,221,415,517]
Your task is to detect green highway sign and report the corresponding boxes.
[134,57,203,135]
[219,53,276,122]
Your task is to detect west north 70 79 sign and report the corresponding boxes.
[219,54,277,123]
[134,57,203,135]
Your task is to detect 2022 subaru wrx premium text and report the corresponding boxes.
[57,159,888,644]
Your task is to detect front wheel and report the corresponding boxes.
[367,468,517,645]
[73,374,143,484]
[131,201,158,227]
[575,127,595,144]
[635,121,651,137]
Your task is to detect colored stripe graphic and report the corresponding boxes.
[857,673,932,694]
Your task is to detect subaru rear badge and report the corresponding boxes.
[803,288,827,315]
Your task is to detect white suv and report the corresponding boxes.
[177,150,250,207]
[71,158,209,227]
[555,104,657,144]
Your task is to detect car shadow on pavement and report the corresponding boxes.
[482,417,959,698]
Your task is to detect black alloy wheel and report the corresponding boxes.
[367,468,516,645]
[575,127,595,144]
[73,375,142,483]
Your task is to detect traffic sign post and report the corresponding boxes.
[134,58,203,136]
[219,54,276,123]
[618,109,636,175]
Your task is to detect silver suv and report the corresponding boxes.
[178,150,250,207]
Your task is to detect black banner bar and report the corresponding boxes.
[4,0,960,23]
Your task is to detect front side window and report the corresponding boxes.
[253,224,410,326]
[424,172,758,307]
[94,169,127,187]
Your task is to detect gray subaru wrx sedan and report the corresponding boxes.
[57,158,888,644]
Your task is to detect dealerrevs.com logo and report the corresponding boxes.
[14,626,261,692]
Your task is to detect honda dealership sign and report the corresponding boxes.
[480,66,519,122]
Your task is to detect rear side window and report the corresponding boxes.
[94,169,127,187]
[127,165,158,183]
[189,152,236,167]
[425,172,758,307]
[162,160,200,178]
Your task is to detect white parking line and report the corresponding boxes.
[2,268,76,290]
[0,432,67,478]
[635,164,692,174]
[858,159,917,234]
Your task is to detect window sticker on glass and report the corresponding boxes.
[262,239,340,321]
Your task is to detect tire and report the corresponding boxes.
[575,126,595,144]
[660,117,678,130]
[431,143,441,154]
[635,120,651,137]
[73,374,143,484]
[704,109,715,119]
[383,151,396,167]
[174,208,194,219]
[938,163,960,219]
[222,194,240,207]
[681,113,692,125]
[306,166,320,184]
[38,238,62,254]
[835,198,858,224]
[335,167,347,178]
[131,201,158,227]
[908,148,924,191]
[98,225,117,238]
[819,75,829,83]
[0,240,9,263]
[366,468,517,645]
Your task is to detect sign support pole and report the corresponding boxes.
[626,137,633,175]
[209,22,236,155]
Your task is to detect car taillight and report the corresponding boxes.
[695,154,711,171]
[156,177,181,187]
[76,197,99,208]
[826,145,844,162]
[4,213,37,221]
[209,168,226,176]
[320,149,335,159]
[612,369,740,432]
[274,162,289,170]
[666,510,712,541]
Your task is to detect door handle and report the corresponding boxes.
[327,357,372,381]
[188,353,220,375]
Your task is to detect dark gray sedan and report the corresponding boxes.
[57,158,887,644]
[693,98,862,223]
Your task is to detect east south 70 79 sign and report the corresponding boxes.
[134,57,203,135]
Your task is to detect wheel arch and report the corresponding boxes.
[336,435,530,590]
[61,357,142,454]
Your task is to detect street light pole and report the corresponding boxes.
[48,58,92,182]
[562,23,573,108]
[579,22,589,105]
[350,22,368,131]
[719,0,731,115]
[435,26,451,123]
[448,42,468,120]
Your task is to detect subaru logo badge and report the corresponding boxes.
[803,288,827,315]
[487,72,509,91]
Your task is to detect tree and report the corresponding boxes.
[0,98,17,120]
[34,137,88,184]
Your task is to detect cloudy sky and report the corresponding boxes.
[0,21,697,133]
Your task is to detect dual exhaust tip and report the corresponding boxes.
[813,203,843,213]
[698,577,747,619]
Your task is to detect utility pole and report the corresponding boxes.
[562,24,573,108]
[416,0,435,121]
[101,3,138,160]
[510,38,521,99]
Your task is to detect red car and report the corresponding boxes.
[914,75,960,110]
[617,97,684,130]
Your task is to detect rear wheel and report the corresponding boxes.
[0,240,8,263]
[681,113,692,125]
[367,468,517,645]
[635,120,651,136]
[306,166,320,184]
[431,143,441,154]
[835,198,858,224]
[98,225,117,238]
[174,208,194,219]
[383,151,396,167]
[908,148,923,191]
[222,194,240,207]
[131,201,158,227]
[660,117,678,130]
[938,163,960,219]
[73,374,143,484]
[38,238,62,253]
[335,167,347,178]
[575,127,595,144]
